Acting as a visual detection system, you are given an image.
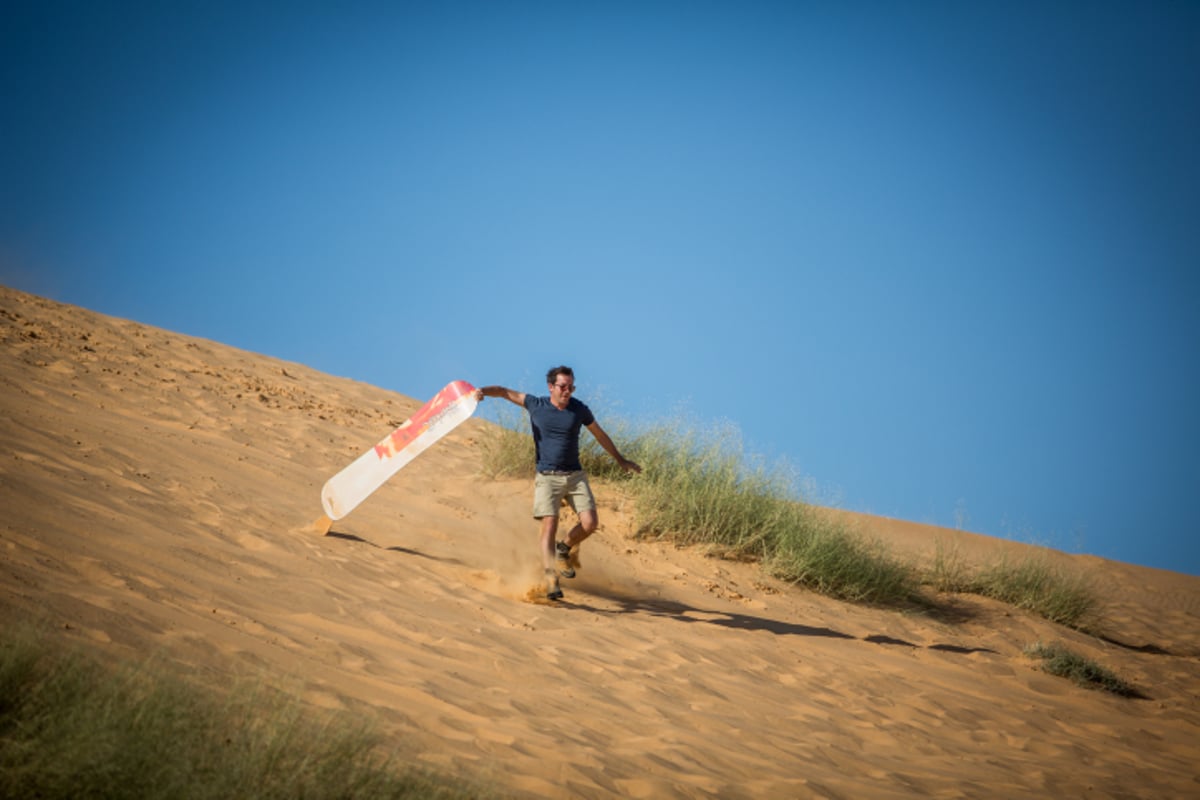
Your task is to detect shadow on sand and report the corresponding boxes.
[324,530,464,565]
[327,531,997,656]
[568,582,998,656]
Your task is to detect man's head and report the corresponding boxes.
[546,365,575,405]
[546,365,574,386]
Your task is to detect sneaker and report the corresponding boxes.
[555,541,576,578]
[544,569,564,601]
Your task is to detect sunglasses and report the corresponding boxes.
[553,383,575,391]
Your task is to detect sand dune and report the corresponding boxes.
[2,284,1198,798]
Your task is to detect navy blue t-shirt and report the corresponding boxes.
[524,395,595,472]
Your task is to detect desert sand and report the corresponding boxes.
[2,284,1198,798]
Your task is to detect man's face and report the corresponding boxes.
[549,374,575,404]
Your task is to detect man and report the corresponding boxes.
[475,366,641,600]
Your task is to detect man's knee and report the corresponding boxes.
[579,511,599,534]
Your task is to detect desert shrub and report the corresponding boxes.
[1024,641,1142,697]
[972,555,1102,632]
[767,520,920,605]
[925,540,976,594]
[921,542,1103,632]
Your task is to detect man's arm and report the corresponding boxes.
[475,385,527,407]
[586,421,642,473]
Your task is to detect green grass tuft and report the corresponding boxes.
[1024,641,1142,697]
[970,554,1101,632]
[0,625,498,800]
[922,542,1103,632]
[925,540,977,594]
[767,521,919,605]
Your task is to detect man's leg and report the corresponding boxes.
[538,515,564,598]
[533,474,566,597]
[539,514,560,572]
[555,508,596,581]
[562,509,599,548]
[561,473,599,549]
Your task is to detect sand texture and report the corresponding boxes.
[2,285,1198,798]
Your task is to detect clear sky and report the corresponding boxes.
[3,1,1198,575]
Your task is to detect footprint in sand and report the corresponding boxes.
[435,496,476,520]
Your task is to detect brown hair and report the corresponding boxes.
[546,365,574,385]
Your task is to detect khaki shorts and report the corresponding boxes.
[533,471,596,519]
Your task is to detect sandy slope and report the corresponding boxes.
[2,285,1198,799]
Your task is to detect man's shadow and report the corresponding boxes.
[325,529,995,655]
[567,581,998,655]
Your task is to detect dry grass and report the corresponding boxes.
[0,625,499,800]
[1024,641,1143,697]
[926,542,1103,632]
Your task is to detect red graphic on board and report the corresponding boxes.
[373,380,475,460]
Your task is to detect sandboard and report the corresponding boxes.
[319,379,478,522]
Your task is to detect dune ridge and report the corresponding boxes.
[2,284,1198,798]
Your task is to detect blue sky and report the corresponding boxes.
[3,1,1198,575]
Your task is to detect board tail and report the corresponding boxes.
[320,380,477,520]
